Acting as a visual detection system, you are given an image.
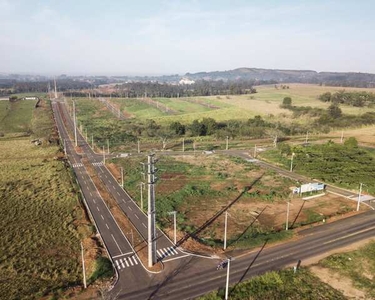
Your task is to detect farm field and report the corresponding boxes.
[109,153,357,250]
[0,99,37,134]
[0,98,111,299]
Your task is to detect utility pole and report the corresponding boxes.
[305,131,309,144]
[226,136,229,151]
[225,258,231,300]
[54,77,58,99]
[129,229,134,247]
[138,140,140,154]
[182,138,185,152]
[73,101,77,147]
[340,131,344,143]
[224,211,228,250]
[290,153,295,172]
[85,130,87,142]
[357,183,363,211]
[103,146,105,164]
[193,140,196,155]
[139,182,145,211]
[120,167,124,187]
[107,139,110,154]
[286,200,290,230]
[168,211,177,245]
[147,154,157,267]
[81,242,87,289]
[254,144,257,158]
[274,135,278,148]
[91,135,94,149]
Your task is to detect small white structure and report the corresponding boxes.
[179,78,195,85]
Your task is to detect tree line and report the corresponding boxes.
[319,90,375,107]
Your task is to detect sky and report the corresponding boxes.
[1,0,375,75]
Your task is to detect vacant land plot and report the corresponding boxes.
[200,268,345,300]
[0,99,111,299]
[110,154,356,250]
[111,98,167,119]
[312,240,375,299]
[0,100,36,134]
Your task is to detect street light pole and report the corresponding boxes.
[182,138,185,152]
[290,153,295,172]
[168,211,177,245]
[224,211,228,250]
[356,183,363,211]
[64,139,67,155]
[103,146,105,164]
[254,144,257,158]
[286,201,290,231]
[226,136,229,150]
[120,167,124,187]
[225,258,231,300]
[107,139,110,154]
[140,182,145,211]
[81,241,87,289]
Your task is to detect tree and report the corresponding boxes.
[282,97,292,107]
[318,92,331,102]
[344,137,358,148]
[189,120,206,136]
[201,118,217,135]
[169,121,185,135]
[327,104,342,119]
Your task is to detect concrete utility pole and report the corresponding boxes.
[286,201,290,231]
[63,139,67,155]
[274,135,278,148]
[54,78,58,99]
[193,141,196,155]
[85,130,88,142]
[168,211,177,245]
[226,136,229,151]
[340,131,344,143]
[81,241,87,289]
[305,131,309,144]
[103,146,106,164]
[107,139,110,154]
[290,153,295,172]
[91,135,94,149]
[225,258,231,300]
[139,182,145,211]
[254,144,257,158]
[120,167,124,187]
[147,154,157,267]
[224,211,228,250]
[73,101,77,147]
[357,183,363,211]
[138,140,140,154]
[182,138,185,152]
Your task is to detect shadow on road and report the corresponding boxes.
[175,175,264,248]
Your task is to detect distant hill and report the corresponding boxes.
[184,68,375,88]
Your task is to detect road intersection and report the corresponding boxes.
[52,99,375,299]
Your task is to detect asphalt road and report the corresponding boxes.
[53,99,375,299]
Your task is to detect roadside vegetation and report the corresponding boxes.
[199,268,345,300]
[261,139,375,194]
[0,97,112,299]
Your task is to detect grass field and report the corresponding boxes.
[0,100,36,134]
[0,98,111,299]
[199,268,345,300]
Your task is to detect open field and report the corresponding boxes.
[311,240,375,299]
[199,268,345,300]
[110,154,357,250]
[0,100,37,134]
[0,98,111,299]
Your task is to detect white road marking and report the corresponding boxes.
[132,256,138,265]
[142,223,146,228]
[89,192,92,197]
[156,249,162,257]
[97,207,100,211]
[170,247,178,255]
[111,234,123,254]
[113,185,116,189]
[120,259,125,269]
[117,192,120,196]
[128,206,132,211]
[124,258,129,267]
[135,214,139,219]
[93,199,96,204]
[101,215,104,220]
[128,257,134,266]
[115,260,120,269]
[105,223,109,229]
[112,252,134,259]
